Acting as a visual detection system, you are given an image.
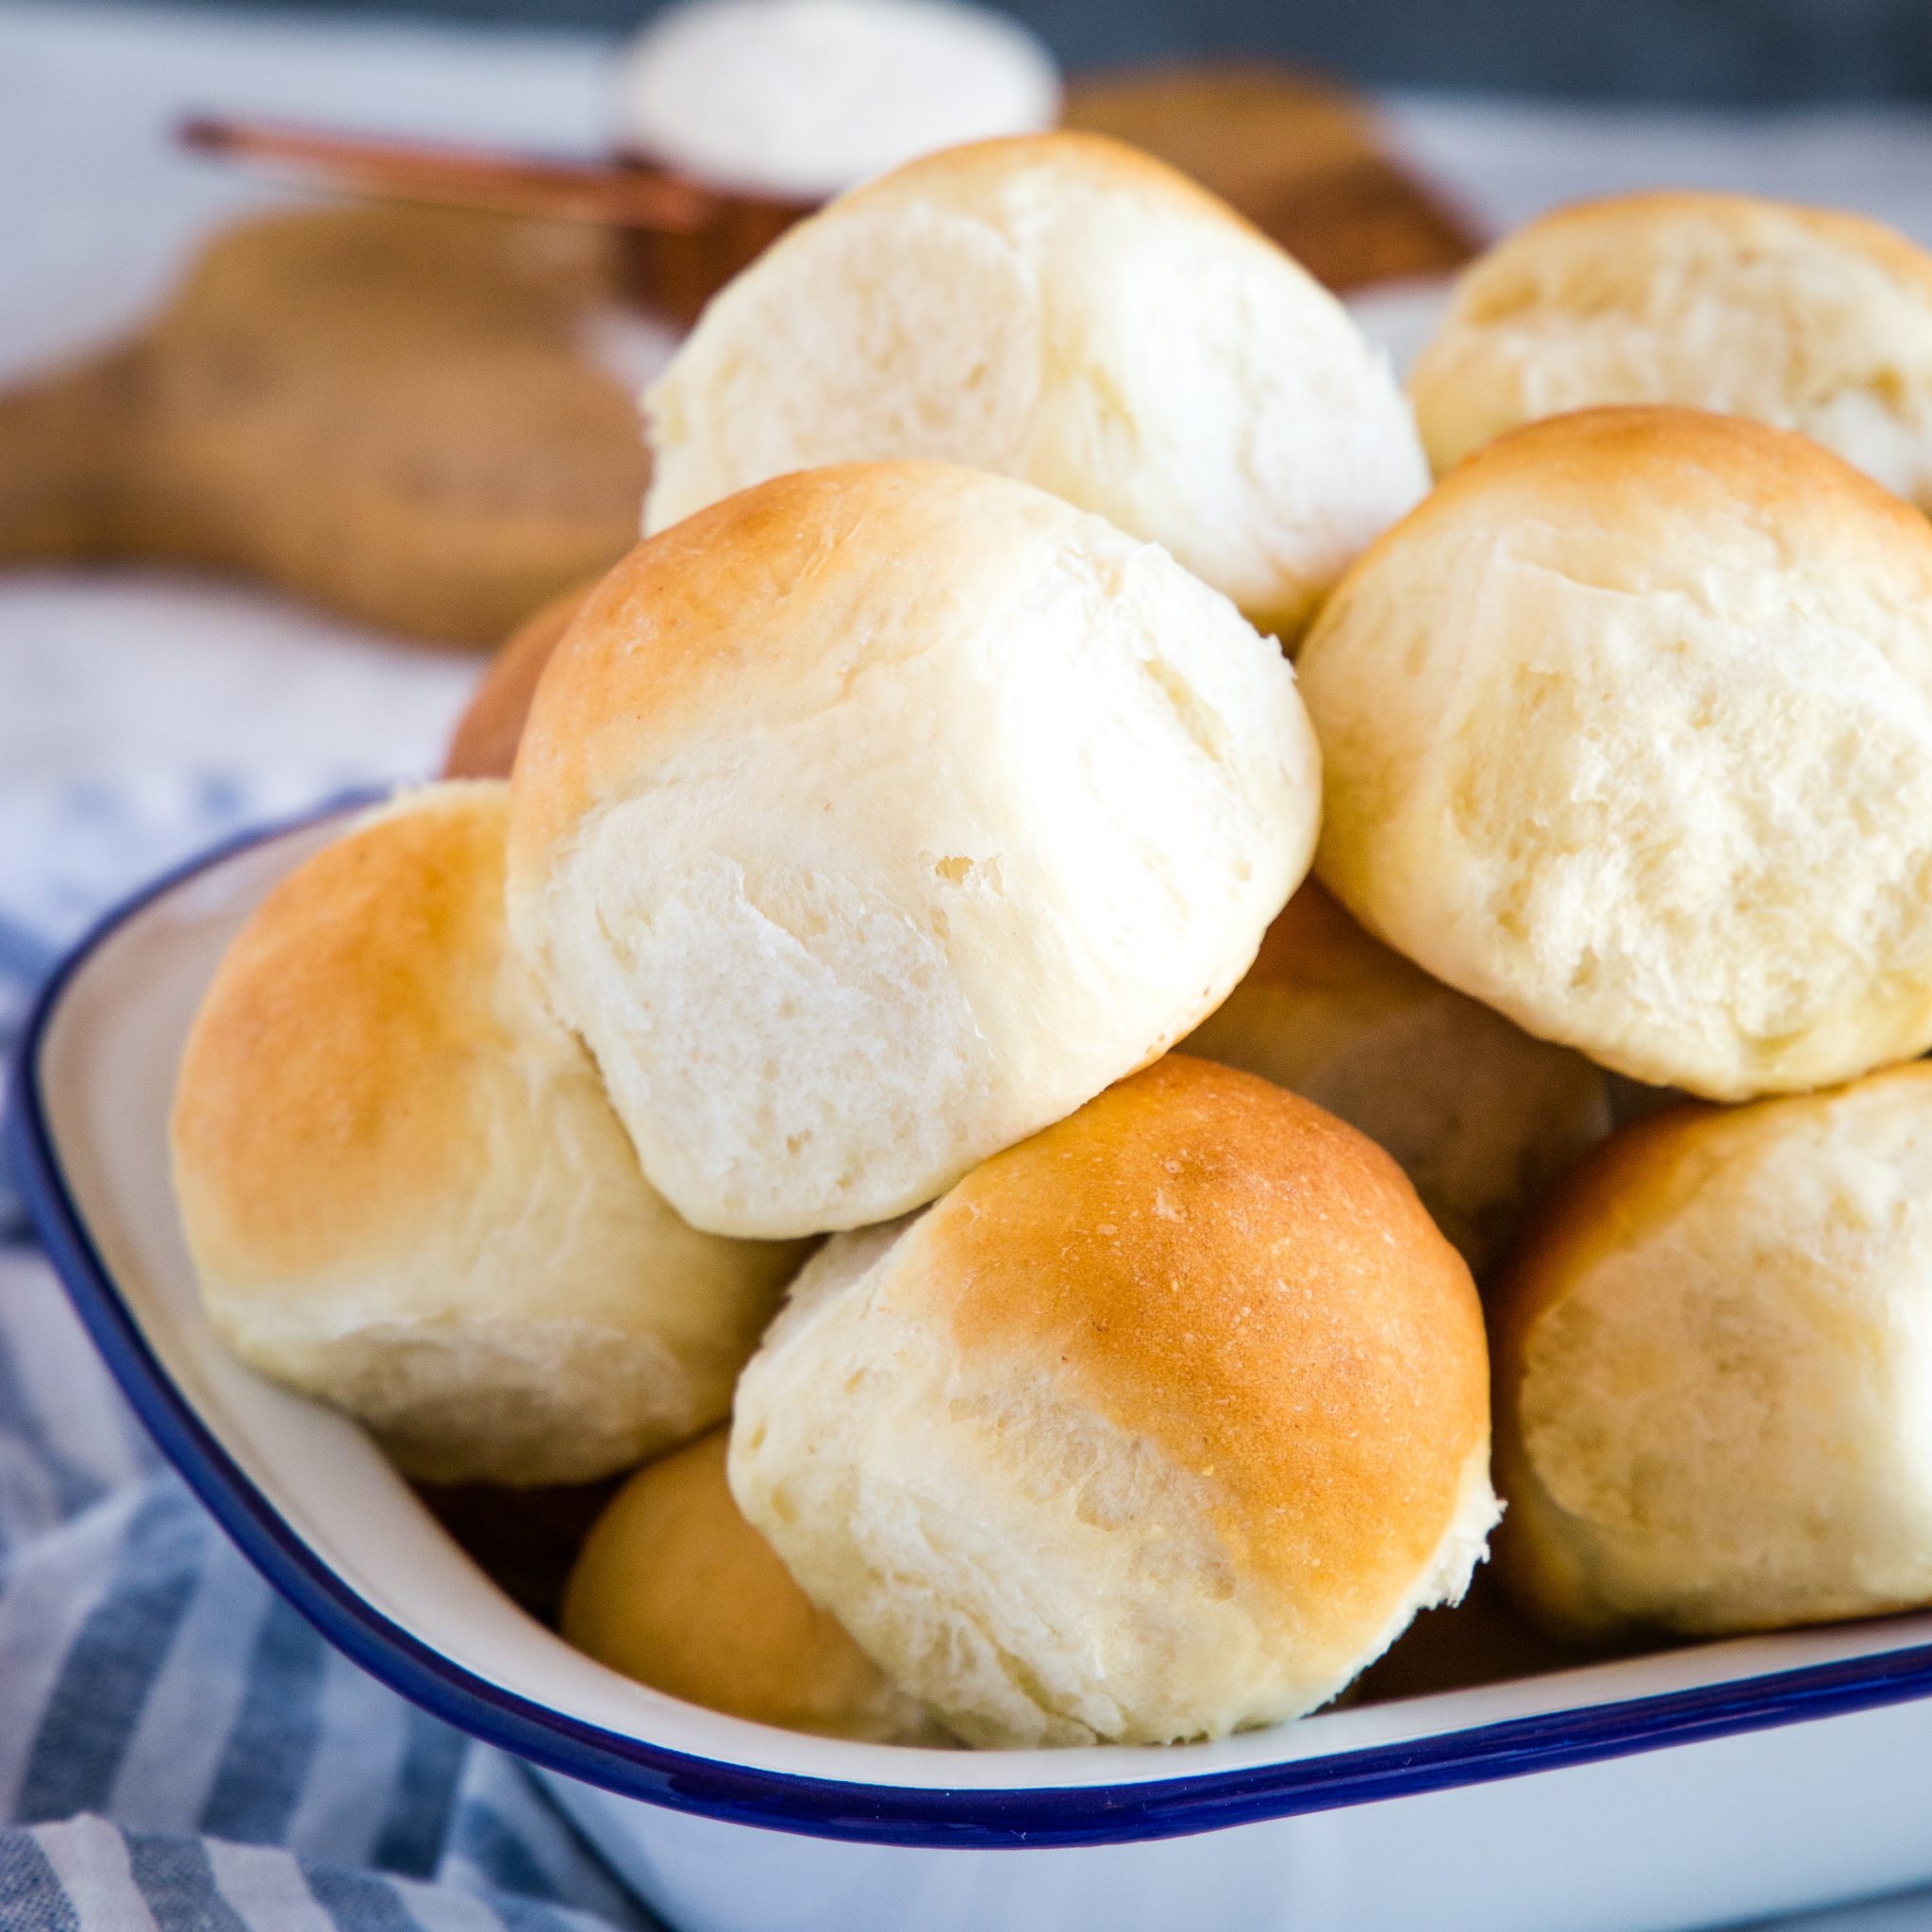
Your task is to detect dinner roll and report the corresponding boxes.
[563,1429,946,1742]
[171,783,805,1486]
[1297,406,1932,1102]
[1410,192,1932,503]
[1494,1062,1932,1641]
[729,1057,1497,1748]
[508,462,1319,1239]
[443,581,591,780]
[642,131,1426,640]
[1183,882,1612,1275]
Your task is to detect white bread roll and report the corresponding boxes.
[729,1057,1497,1748]
[1410,191,1932,504]
[1495,1062,1932,1640]
[508,462,1320,1239]
[170,783,806,1486]
[563,1428,947,1742]
[642,131,1426,641]
[1297,406,1932,1102]
[1183,881,1612,1276]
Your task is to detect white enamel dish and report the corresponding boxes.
[13,799,1932,1932]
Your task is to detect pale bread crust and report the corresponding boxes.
[1411,191,1932,504]
[1298,406,1932,1101]
[1494,1061,1932,1639]
[643,130,1427,641]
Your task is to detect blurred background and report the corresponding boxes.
[142,0,1932,100]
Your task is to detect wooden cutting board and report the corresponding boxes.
[1064,64,1481,291]
[0,204,649,648]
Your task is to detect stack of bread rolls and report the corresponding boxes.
[174,141,1932,1751]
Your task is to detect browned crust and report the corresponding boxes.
[444,581,596,779]
[563,1429,913,1735]
[508,460,1061,883]
[919,1054,1491,1664]
[170,785,510,1281]
[1235,877,1424,997]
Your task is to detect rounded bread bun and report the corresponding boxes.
[641,131,1426,641]
[727,1056,1497,1748]
[1183,881,1612,1276]
[443,581,592,780]
[1409,191,1932,504]
[1493,1061,1932,1640]
[562,1429,947,1743]
[508,461,1320,1239]
[1296,406,1932,1102]
[171,782,807,1486]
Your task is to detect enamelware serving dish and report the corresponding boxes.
[14,799,1932,1932]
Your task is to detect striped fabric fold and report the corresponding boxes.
[2,1815,625,1932]
[0,778,658,1932]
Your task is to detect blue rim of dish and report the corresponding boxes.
[13,796,1932,1852]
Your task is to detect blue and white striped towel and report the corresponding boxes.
[0,775,652,1932]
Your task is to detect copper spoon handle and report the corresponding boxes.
[177,114,719,234]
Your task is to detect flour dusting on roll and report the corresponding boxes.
[729,1057,1496,1748]
[643,131,1426,641]
[171,782,807,1486]
[508,461,1320,1239]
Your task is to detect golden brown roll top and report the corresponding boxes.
[443,582,592,780]
[171,781,807,1486]
[1494,1061,1932,1641]
[563,1429,946,1744]
[729,1055,1497,1748]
